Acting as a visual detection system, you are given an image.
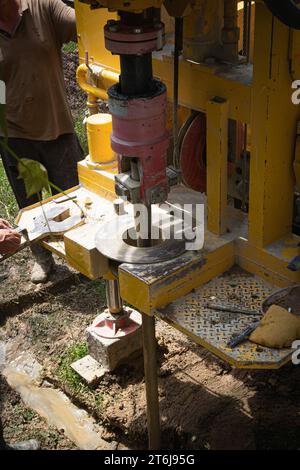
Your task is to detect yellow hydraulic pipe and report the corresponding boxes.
[76,63,119,101]
[86,92,99,116]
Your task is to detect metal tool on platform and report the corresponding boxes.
[228,322,260,348]
[206,302,262,316]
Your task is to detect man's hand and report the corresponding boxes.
[0,218,12,230]
[0,229,21,255]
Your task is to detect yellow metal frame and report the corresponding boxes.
[206,97,229,235]
[70,1,300,363]
[77,159,117,198]
[118,240,235,315]
[248,5,299,248]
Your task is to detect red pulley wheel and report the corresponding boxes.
[179,112,207,193]
[179,113,245,193]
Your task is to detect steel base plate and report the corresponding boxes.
[157,268,293,369]
[95,213,186,264]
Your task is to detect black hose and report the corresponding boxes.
[172,17,183,169]
[264,0,300,29]
[62,0,75,7]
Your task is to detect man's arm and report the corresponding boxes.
[49,0,77,45]
[0,220,21,255]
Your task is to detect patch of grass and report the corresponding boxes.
[56,342,103,413]
[0,159,18,222]
[21,407,39,423]
[74,112,88,154]
[62,41,77,54]
[57,342,89,394]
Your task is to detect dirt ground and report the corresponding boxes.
[1,251,300,450]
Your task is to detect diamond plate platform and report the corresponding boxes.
[157,269,293,369]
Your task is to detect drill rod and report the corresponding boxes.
[105,279,123,314]
[142,313,161,450]
[131,159,152,248]
[134,204,152,248]
[130,166,160,447]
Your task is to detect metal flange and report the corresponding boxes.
[105,20,165,55]
[95,213,186,264]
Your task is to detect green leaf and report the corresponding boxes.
[17,158,50,198]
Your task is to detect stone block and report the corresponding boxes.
[71,354,107,386]
[86,307,142,371]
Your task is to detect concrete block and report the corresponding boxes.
[86,307,142,371]
[71,354,107,386]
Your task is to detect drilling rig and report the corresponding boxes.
[12,0,300,449]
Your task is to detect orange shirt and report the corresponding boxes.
[0,0,77,141]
